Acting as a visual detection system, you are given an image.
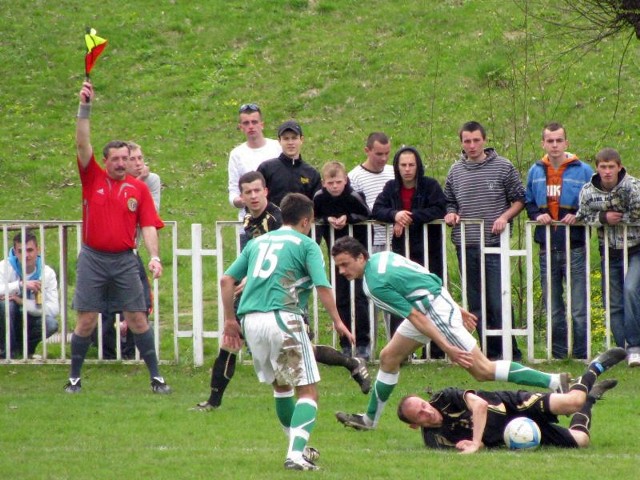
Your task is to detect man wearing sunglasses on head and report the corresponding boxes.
[228,103,282,248]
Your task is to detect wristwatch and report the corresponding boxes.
[150,256,161,263]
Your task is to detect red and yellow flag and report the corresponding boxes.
[84,28,108,77]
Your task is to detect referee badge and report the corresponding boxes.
[127,197,138,212]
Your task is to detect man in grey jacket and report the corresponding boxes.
[576,147,640,367]
[443,121,524,361]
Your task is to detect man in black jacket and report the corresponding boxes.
[372,146,446,342]
[257,121,321,206]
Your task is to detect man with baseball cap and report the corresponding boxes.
[258,120,321,206]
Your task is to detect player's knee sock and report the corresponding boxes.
[366,370,399,427]
[133,329,160,378]
[496,360,554,389]
[274,389,296,435]
[69,333,92,378]
[313,344,355,370]
[287,398,317,461]
[568,370,597,395]
[569,396,595,436]
[208,349,237,406]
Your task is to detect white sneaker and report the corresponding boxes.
[628,352,640,367]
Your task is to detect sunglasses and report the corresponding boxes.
[239,103,260,113]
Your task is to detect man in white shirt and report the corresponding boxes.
[348,132,393,251]
[228,103,282,246]
[348,132,393,353]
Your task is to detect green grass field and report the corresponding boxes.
[2,1,640,478]
[1,361,638,479]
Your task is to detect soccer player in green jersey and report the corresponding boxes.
[221,193,354,471]
[330,236,571,431]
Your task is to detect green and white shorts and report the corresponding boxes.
[396,288,477,352]
[241,310,320,387]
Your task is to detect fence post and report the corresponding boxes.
[499,226,513,360]
[191,224,204,366]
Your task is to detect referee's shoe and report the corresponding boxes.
[151,376,172,394]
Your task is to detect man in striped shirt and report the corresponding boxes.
[348,133,394,350]
[348,132,394,251]
[443,121,525,361]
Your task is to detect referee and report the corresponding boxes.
[65,81,169,394]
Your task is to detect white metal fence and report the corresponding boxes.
[0,219,628,366]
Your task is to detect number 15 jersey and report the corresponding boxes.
[225,226,332,316]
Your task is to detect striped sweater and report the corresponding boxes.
[348,164,395,246]
[444,148,525,246]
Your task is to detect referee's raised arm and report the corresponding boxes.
[76,81,94,168]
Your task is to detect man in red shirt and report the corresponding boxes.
[65,81,169,394]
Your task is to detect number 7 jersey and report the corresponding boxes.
[225,226,332,316]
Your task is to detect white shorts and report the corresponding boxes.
[395,289,477,352]
[241,310,320,386]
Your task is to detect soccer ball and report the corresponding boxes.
[503,417,541,450]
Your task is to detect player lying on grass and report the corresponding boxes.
[331,236,577,431]
[396,347,625,453]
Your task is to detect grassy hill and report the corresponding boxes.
[1,0,639,231]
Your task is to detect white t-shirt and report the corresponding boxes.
[227,138,282,221]
[348,164,394,246]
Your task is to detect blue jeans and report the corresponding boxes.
[539,247,588,359]
[601,250,640,350]
[456,246,522,360]
[0,300,58,357]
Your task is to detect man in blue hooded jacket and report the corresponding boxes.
[525,122,593,359]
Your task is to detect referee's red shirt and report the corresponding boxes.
[79,155,164,253]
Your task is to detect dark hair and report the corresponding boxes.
[595,147,621,166]
[458,121,486,140]
[238,171,266,190]
[13,230,38,247]
[542,122,566,140]
[280,193,313,225]
[102,140,130,160]
[330,236,369,260]
[366,132,389,149]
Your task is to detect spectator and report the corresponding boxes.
[576,147,640,367]
[348,132,394,351]
[0,231,59,358]
[525,122,593,359]
[348,132,394,252]
[227,103,281,247]
[313,161,371,359]
[444,121,525,360]
[257,120,321,206]
[372,146,446,342]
